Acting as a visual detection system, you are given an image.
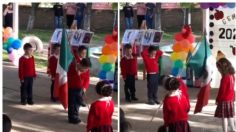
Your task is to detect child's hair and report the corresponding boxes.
[164,77,180,91]
[148,45,157,53]
[216,58,235,75]
[3,114,12,132]
[120,108,131,132]
[80,58,91,68]
[157,125,166,132]
[95,81,112,97]
[124,44,132,50]
[52,44,60,50]
[23,43,32,50]
[78,45,87,53]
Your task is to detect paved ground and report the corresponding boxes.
[3,62,118,132]
[120,73,228,132]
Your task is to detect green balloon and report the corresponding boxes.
[102,63,113,71]
[3,44,8,50]
[174,60,184,68]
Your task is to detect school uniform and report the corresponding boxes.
[163,83,191,132]
[215,74,235,118]
[18,55,36,104]
[120,55,138,100]
[87,97,114,132]
[67,58,90,123]
[48,55,58,101]
[141,49,163,103]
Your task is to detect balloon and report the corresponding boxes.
[186,34,195,43]
[226,3,235,8]
[172,67,179,76]
[102,45,112,55]
[102,63,113,71]
[200,3,209,9]
[99,70,107,79]
[107,55,117,63]
[174,33,184,41]
[106,71,114,80]
[105,35,115,44]
[99,55,108,64]
[11,39,22,50]
[3,44,8,50]
[174,60,184,68]
[8,50,16,61]
[171,52,188,61]
[172,42,183,52]
[4,27,13,35]
[7,37,15,45]
[7,48,13,54]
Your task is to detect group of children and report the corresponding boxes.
[121,44,236,132]
[18,43,115,131]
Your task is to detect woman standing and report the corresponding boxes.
[135,3,146,28]
[63,3,76,28]
[3,3,13,28]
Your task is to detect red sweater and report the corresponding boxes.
[216,74,235,102]
[67,59,90,89]
[18,56,36,81]
[163,85,190,126]
[141,49,163,73]
[48,55,58,78]
[120,55,137,79]
[87,98,114,132]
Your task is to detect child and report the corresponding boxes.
[47,44,60,102]
[162,76,191,132]
[3,114,12,132]
[121,44,138,102]
[120,108,131,132]
[67,57,91,124]
[87,81,114,132]
[141,45,163,105]
[215,58,236,132]
[18,43,36,105]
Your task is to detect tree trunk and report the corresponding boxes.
[83,3,92,31]
[155,3,161,31]
[26,3,39,31]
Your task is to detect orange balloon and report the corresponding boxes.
[4,27,13,36]
[102,45,113,55]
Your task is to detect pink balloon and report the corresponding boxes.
[186,34,195,43]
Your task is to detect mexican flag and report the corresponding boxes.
[54,28,73,110]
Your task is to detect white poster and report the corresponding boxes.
[50,29,62,43]
[122,29,137,44]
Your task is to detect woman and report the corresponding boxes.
[3,3,13,28]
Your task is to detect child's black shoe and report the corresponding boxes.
[28,101,34,105]
[21,101,26,105]
[131,97,138,101]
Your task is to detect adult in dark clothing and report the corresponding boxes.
[74,3,86,29]
[123,3,134,29]
[53,3,63,28]
[3,3,13,28]
[145,3,155,29]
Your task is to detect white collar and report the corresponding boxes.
[98,96,112,101]
[169,89,182,99]
[23,55,32,59]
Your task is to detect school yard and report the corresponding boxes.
[120,74,224,132]
[2,62,118,132]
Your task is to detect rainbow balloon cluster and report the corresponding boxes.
[200,3,235,9]
[171,25,195,76]
[98,28,118,82]
[3,27,23,66]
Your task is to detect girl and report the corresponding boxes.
[3,3,13,28]
[87,81,114,132]
[162,76,191,132]
[215,58,236,132]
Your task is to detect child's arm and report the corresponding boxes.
[163,98,170,126]
[134,57,138,78]
[141,48,148,60]
[87,103,96,132]
[18,57,24,82]
[83,70,90,91]
[32,56,37,78]
[120,58,127,80]
[216,76,228,103]
[155,49,163,60]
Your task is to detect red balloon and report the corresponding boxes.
[105,35,115,44]
[186,34,195,43]
[174,33,184,41]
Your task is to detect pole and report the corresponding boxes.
[13,3,18,38]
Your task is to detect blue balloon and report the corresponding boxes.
[99,70,107,79]
[7,37,15,45]
[226,3,235,8]
[106,71,114,81]
[172,67,179,76]
[7,48,13,54]
[11,39,22,50]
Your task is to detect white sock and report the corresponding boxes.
[222,118,228,132]
[228,118,236,132]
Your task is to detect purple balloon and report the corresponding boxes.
[226,3,235,8]
[210,3,220,8]
[200,3,209,9]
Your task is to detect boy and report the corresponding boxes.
[47,44,60,102]
[18,43,36,105]
[141,45,163,105]
[67,57,91,124]
[121,44,138,102]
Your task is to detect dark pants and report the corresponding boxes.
[68,88,83,121]
[146,16,153,29]
[124,75,136,100]
[20,77,34,103]
[66,15,75,28]
[147,74,159,101]
[137,15,145,28]
[50,80,55,100]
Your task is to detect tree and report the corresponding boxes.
[26,3,40,31]
[83,3,92,31]
[112,3,118,28]
[155,3,162,31]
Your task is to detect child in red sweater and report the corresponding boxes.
[215,58,236,132]
[47,44,60,102]
[87,80,114,132]
[162,76,191,132]
[18,43,36,105]
[67,57,91,124]
[141,45,163,105]
[121,44,138,102]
